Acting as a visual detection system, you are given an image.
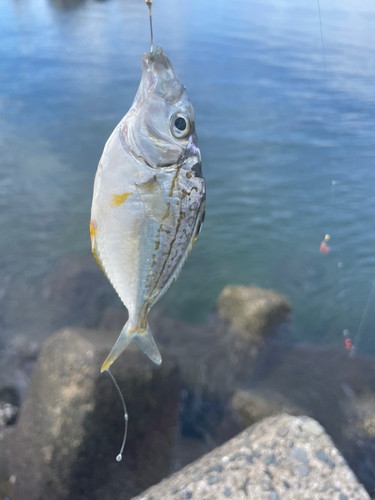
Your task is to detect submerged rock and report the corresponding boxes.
[41,256,117,329]
[230,344,375,493]
[9,328,179,500]
[0,335,40,407]
[132,414,370,500]
[231,388,303,426]
[217,285,291,342]
[5,282,375,497]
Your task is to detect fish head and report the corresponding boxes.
[122,45,202,176]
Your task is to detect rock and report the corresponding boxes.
[10,328,179,500]
[98,305,128,332]
[231,388,304,427]
[0,402,17,429]
[0,256,120,349]
[131,415,370,500]
[0,335,40,406]
[41,256,118,329]
[0,427,14,483]
[232,343,375,493]
[217,285,291,342]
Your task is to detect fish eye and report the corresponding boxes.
[170,113,191,139]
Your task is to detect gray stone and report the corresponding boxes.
[231,388,303,428]
[339,495,348,500]
[277,426,289,437]
[209,464,222,473]
[41,256,118,329]
[10,328,179,500]
[304,420,324,437]
[217,286,291,341]
[296,465,310,477]
[228,342,375,493]
[0,402,17,429]
[180,492,193,499]
[315,450,335,469]
[207,475,221,485]
[261,479,273,491]
[264,454,278,467]
[0,335,40,406]
[131,415,370,500]
[290,447,309,464]
[0,426,13,483]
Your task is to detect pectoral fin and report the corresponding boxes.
[136,175,175,228]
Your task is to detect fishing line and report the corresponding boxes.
[350,277,375,357]
[146,0,154,53]
[317,3,375,355]
[330,181,350,340]
[105,368,128,462]
[316,2,348,338]
[316,0,327,77]
[316,2,351,349]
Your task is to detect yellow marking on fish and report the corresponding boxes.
[186,172,192,179]
[93,247,106,274]
[90,219,98,249]
[111,192,132,207]
[162,202,171,221]
[90,220,107,275]
[101,357,113,372]
[151,254,157,268]
[154,240,160,250]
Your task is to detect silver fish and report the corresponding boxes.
[91,45,205,372]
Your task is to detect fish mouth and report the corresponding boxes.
[141,45,175,79]
[141,45,184,104]
[144,45,171,69]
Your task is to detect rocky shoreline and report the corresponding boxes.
[1,257,375,499]
[132,414,369,500]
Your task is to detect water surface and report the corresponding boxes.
[1,0,375,353]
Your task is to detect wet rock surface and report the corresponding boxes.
[230,344,375,493]
[0,335,40,407]
[9,328,179,500]
[217,285,291,342]
[40,256,118,329]
[231,388,303,426]
[132,415,370,500]
[0,256,120,347]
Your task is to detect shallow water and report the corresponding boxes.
[1,0,375,353]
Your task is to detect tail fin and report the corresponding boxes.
[101,321,162,372]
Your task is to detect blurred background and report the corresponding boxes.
[1,0,375,498]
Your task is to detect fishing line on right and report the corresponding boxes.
[316,1,375,357]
